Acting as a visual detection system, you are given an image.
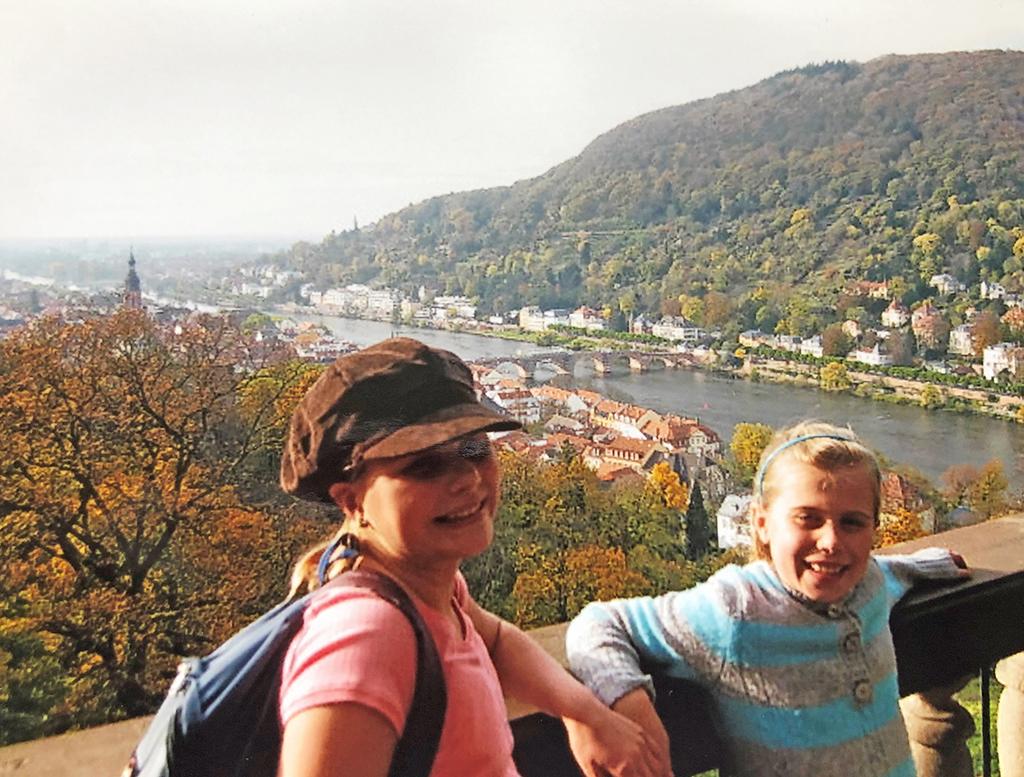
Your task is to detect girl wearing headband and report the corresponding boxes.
[566,420,969,777]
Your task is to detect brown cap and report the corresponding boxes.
[280,337,521,502]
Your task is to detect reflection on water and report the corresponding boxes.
[308,316,1024,487]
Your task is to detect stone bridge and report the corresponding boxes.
[474,349,691,378]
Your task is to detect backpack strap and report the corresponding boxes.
[330,570,448,777]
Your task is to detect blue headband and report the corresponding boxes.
[753,433,855,496]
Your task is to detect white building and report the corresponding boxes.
[983,343,1024,381]
[717,494,754,550]
[929,273,966,295]
[366,288,400,319]
[543,309,571,328]
[981,280,1007,300]
[881,300,911,328]
[569,306,606,331]
[800,335,824,358]
[518,306,546,332]
[433,295,477,320]
[776,334,802,352]
[948,324,974,356]
[651,316,703,342]
[848,343,893,367]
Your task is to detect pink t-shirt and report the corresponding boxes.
[279,572,520,776]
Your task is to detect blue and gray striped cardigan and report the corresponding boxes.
[566,548,962,777]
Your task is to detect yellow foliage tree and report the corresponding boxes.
[730,422,774,481]
[875,508,926,548]
[820,361,851,392]
[512,545,649,628]
[913,232,942,254]
[647,461,689,510]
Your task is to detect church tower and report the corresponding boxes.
[123,249,143,310]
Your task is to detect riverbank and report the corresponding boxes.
[742,354,1024,424]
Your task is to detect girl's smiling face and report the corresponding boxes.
[753,458,877,604]
[336,433,501,565]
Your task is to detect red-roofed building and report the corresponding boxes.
[485,386,541,424]
[583,435,667,475]
[591,400,660,439]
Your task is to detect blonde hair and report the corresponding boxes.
[750,421,881,561]
[288,522,366,597]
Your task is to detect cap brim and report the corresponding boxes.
[360,403,521,461]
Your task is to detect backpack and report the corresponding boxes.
[125,542,448,777]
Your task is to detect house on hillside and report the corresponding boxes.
[981,280,1007,300]
[930,273,966,296]
[880,472,936,533]
[948,324,974,357]
[882,300,911,328]
[544,414,587,435]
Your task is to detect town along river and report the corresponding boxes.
[310,315,1024,489]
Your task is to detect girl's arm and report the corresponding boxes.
[464,595,674,777]
[875,546,970,602]
[279,703,396,777]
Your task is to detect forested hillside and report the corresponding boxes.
[280,51,1024,335]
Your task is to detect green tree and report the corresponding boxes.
[684,483,711,560]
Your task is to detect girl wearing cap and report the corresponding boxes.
[277,338,671,777]
[565,420,969,777]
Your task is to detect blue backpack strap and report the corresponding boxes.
[330,570,448,777]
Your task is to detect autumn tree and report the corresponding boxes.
[970,309,1003,356]
[966,460,1009,519]
[468,448,694,625]
[940,459,1009,519]
[703,291,733,328]
[647,461,689,510]
[819,361,851,392]
[821,323,853,357]
[729,422,774,483]
[0,312,322,735]
[875,508,926,548]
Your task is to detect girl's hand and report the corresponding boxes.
[949,550,971,577]
[565,689,674,777]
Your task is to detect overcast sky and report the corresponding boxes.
[2,0,1021,242]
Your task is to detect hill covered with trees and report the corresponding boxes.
[279,50,1024,336]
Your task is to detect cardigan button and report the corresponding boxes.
[826,604,843,619]
[853,679,873,705]
[842,633,860,654]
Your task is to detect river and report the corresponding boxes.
[304,314,1024,488]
